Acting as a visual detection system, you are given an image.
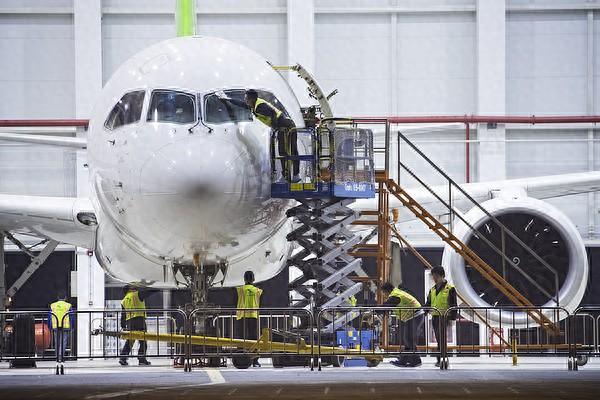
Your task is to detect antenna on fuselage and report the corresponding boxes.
[176,0,197,37]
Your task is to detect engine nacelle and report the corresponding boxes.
[442,196,588,327]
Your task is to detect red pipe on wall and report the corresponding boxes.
[352,115,600,124]
[0,119,89,127]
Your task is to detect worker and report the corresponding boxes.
[381,282,423,367]
[217,89,299,182]
[236,270,263,367]
[424,266,457,367]
[48,291,73,364]
[119,285,151,366]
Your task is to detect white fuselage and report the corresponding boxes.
[86,36,302,287]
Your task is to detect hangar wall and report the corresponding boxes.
[2,0,600,241]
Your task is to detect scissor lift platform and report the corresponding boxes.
[270,126,376,331]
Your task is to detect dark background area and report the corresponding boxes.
[4,247,600,310]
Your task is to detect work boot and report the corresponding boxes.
[390,360,406,368]
[139,358,151,366]
[252,359,261,368]
[291,174,301,183]
[434,361,441,368]
[119,358,128,366]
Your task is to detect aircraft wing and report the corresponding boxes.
[0,132,87,149]
[0,194,96,248]
[353,171,600,221]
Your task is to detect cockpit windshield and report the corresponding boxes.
[204,89,253,124]
[204,89,290,124]
[147,90,196,124]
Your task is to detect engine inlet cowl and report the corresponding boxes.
[442,196,588,327]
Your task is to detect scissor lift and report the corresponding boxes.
[271,126,375,331]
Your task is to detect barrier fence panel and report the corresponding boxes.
[0,311,57,365]
[316,306,442,370]
[570,306,600,370]
[62,308,187,371]
[187,307,314,370]
[441,306,571,369]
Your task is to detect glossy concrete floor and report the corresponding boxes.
[1,357,599,399]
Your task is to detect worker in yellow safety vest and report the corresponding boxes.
[424,266,457,367]
[236,270,263,367]
[119,285,150,366]
[216,89,299,183]
[48,291,73,363]
[381,282,424,367]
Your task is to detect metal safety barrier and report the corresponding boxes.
[186,307,314,370]
[439,306,572,370]
[58,308,187,373]
[316,306,442,370]
[569,306,600,370]
[0,311,58,365]
[2,305,595,373]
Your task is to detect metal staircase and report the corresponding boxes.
[382,177,559,334]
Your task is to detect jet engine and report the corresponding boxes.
[441,195,588,327]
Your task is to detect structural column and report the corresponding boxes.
[475,0,506,182]
[287,0,315,106]
[74,0,104,357]
[0,233,5,311]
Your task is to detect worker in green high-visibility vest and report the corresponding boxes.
[424,266,457,368]
[48,291,73,364]
[381,282,424,367]
[235,271,263,367]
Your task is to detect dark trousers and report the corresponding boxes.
[53,328,69,362]
[235,317,258,341]
[431,316,447,363]
[397,315,423,365]
[277,127,299,178]
[120,317,147,360]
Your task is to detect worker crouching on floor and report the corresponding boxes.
[119,285,151,366]
[424,266,457,368]
[381,282,424,367]
[236,270,263,367]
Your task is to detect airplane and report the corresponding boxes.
[1,34,599,327]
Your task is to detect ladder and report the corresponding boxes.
[382,177,560,335]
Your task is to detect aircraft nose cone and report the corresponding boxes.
[138,136,255,241]
[141,136,244,199]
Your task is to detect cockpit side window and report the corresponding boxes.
[204,89,290,124]
[146,90,196,124]
[104,90,145,131]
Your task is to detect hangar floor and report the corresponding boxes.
[0,358,599,399]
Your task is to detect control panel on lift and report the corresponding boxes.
[270,125,376,199]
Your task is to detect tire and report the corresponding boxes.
[207,356,222,368]
[366,358,381,368]
[576,355,588,367]
[232,356,252,369]
[272,356,284,368]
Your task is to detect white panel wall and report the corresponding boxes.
[0,143,76,196]
[0,10,76,197]
[506,129,590,234]
[0,13,75,118]
[102,14,174,84]
[507,12,587,115]
[397,13,475,114]
[103,13,286,84]
[196,14,287,65]
[315,14,391,116]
